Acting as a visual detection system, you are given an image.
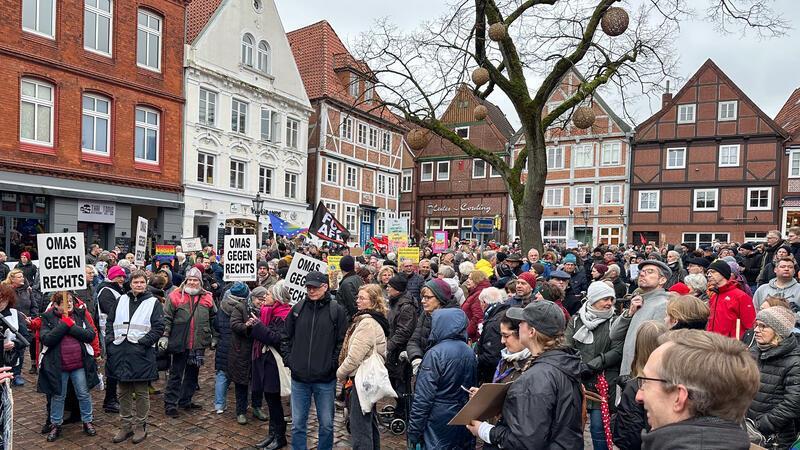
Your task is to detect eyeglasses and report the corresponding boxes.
[421,295,437,301]
[754,323,770,331]
[639,268,660,275]
[500,332,517,339]
[636,376,669,390]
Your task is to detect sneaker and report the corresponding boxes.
[46,425,61,442]
[103,401,120,413]
[253,407,268,421]
[40,422,52,435]
[215,408,225,414]
[12,377,24,387]
[165,408,179,418]
[237,414,248,425]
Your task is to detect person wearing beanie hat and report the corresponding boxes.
[668,282,691,296]
[706,258,755,339]
[384,270,418,419]
[406,278,458,377]
[747,306,800,448]
[560,253,588,316]
[15,250,37,286]
[337,254,363,319]
[708,260,732,281]
[387,274,408,293]
[590,263,608,281]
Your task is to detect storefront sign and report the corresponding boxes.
[77,201,116,224]
[386,218,409,252]
[397,247,420,264]
[180,237,202,252]
[134,217,148,267]
[285,253,328,305]
[155,245,176,256]
[432,230,448,253]
[36,232,86,293]
[427,202,493,215]
[223,235,257,282]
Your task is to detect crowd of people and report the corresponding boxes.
[2,226,800,448]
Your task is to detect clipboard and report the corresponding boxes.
[447,382,511,426]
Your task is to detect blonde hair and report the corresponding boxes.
[468,270,488,285]
[666,295,710,324]
[630,320,669,378]
[2,269,23,285]
[378,266,396,284]
[359,284,387,316]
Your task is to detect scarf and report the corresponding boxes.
[251,302,291,361]
[573,303,614,344]
[501,347,531,361]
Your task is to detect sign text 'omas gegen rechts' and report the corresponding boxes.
[223,234,257,282]
[285,253,328,305]
[36,232,86,293]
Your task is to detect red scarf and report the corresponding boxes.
[260,302,291,327]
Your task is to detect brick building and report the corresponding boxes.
[510,68,631,246]
[629,59,787,247]
[0,0,186,257]
[775,87,800,235]
[288,21,407,246]
[410,84,515,243]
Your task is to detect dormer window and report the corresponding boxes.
[455,126,469,139]
[348,73,359,97]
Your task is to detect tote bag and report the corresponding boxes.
[354,351,396,414]
[267,346,292,397]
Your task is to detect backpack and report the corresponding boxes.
[292,298,343,335]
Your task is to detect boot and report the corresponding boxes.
[46,425,61,442]
[29,364,37,374]
[112,425,133,443]
[264,435,287,450]
[132,423,148,444]
[255,431,275,448]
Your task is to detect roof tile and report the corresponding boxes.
[186,0,223,44]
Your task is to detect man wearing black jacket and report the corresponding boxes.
[281,271,346,450]
[336,255,361,319]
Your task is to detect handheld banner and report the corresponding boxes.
[223,234,257,282]
[37,232,86,293]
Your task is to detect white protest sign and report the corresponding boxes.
[36,233,86,293]
[134,216,148,267]
[181,237,202,252]
[285,252,328,305]
[223,234,257,282]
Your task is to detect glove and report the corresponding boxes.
[399,350,408,362]
[211,337,218,350]
[158,337,169,351]
[411,358,421,376]
[61,316,75,328]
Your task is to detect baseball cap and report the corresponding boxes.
[505,300,566,337]
[305,271,328,287]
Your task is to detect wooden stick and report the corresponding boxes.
[736,318,741,338]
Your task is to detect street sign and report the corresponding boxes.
[472,217,494,234]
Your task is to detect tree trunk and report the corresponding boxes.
[513,121,547,252]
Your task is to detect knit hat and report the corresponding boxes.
[563,253,577,264]
[107,266,126,281]
[20,251,31,260]
[593,263,609,277]
[586,281,615,305]
[340,255,355,273]
[517,272,537,289]
[230,282,250,298]
[186,267,203,281]
[258,260,269,269]
[424,278,453,304]
[708,260,732,280]
[757,306,796,338]
[388,274,408,292]
[668,282,691,295]
[496,252,507,263]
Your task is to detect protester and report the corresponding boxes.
[664,250,687,289]
[384,273,416,420]
[506,271,536,307]
[97,265,126,412]
[15,251,37,286]
[2,268,36,384]
[706,259,755,339]
[462,270,490,342]
[337,255,362,319]
[407,278,459,376]
[213,279,238,415]
[681,273,708,301]
[229,282,260,424]
[489,313,531,384]
[561,253,588,314]
[475,287,511,384]
[753,256,800,310]
[604,264,628,299]
[377,266,397,300]
[758,231,786,285]
[401,258,424,305]
[665,295,710,330]
[438,265,465,306]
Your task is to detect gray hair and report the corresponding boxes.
[478,287,505,305]
[459,261,475,277]
[683,273,707,293]
[438,265,456,279]
[270,280,291,304]
[387,252,397,261]
[482,250,497,261]
[117,259,131,269]
[268,258,280,269]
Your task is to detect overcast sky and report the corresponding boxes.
[276,0,800,127]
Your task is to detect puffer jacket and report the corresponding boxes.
[229,297,255,385]
[706,281,755,339]
[213,291,237,372]
[405,272,425,304]
[163,287,216,352]
[104,290,164,382]
[746,334,800,447]
[462,279,489,342]
[337,312,388,380]
[386,292,417,378]
[36,307,100,396]
[475,259,494,278]
[476,302,510,384]
[407,297,460,362]
[13,282,38,318]
[15,261,37,286]
[407,309,476,449]
[488,348,584,450]
[640,416,750,450]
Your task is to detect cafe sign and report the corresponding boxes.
[427,202,492,215]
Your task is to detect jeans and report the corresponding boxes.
[291,379,336,450]
[119,381,150,428]
[589,408,609,450]
[51,368,93,425]
[349,387,380,450]
[214,371,230,410]
[164,350,200,409]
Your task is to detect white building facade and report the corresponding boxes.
[182,0,312,248]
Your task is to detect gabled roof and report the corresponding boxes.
[568,68,631,134]
[775,87,800,142]
[437,84,515,139]
[185,0,224,44]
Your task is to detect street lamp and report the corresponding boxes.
[252,193,265,244]
[581,206,590,244]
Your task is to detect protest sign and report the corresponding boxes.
[397,247,420,264]
[134,216,148,267]
[386,218,409,253]
[327,255,342,272]
[223,234,257,282]
[566,239,579,249]
[36,232,86,293]
[432,230,448,253]
[285,253,328,305]
[155,244,176,256]
[180,237,202,252]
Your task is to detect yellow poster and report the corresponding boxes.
[397,247,420,264]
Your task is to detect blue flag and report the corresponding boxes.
[268,214,307,238]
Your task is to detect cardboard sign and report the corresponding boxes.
[397,247,420,264]
[432,230,448,253]
[566,239,579,249]
[36,232,86,293]
[386,218,409,253]
[180,237,202,252]
[155,244,176,256]
[448,383,511,426]
[285,253,328,305]
[223,235,257,282]
[327,255,342,272]
[134,216,148,267]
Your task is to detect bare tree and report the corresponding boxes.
[354,0,787,251]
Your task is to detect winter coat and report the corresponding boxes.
[746,335,800,447]
[462,279,489,342]
[612,277,628,299]
[15,261,37,286]
[250,304,290,394]
[229,298,255,385]
[163,288,216,352]
[104,290,164,382]
[564,269,588,315]
[488,348,585,450]
[407,309,476,449]
[36,308,99,396]
[476,302,510,384]
[0,263,8,284]
[213,292,236,372]
[280,292,347,383]
[407,297,459,362]
[13,282,39,319]
[759,240,786,285]
[664,263,687,290]
[405,272,425,304]
[640,416,750,450]
[706,281,755,339]
[616,288,669,377]
[72,284,98,328]
[742,252,763,284]
[753,278,800,312]
[565,312,625,409]
[612,377,647,450]
[386,292,417,378]
[337,313,388,381]
[337,272,363,319]
[97,281,125,317]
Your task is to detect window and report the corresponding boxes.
[682,233,730,249]
[601,142,621,166]
[284,172,298,199]
[677,104,696,124]
[401,169,412,192]
[197,153,215,184]
[376,212,386,236]
[381,131,391,153]
[718,101,737,121]
[229,159,246,190]
[241,33,254,67]
[544,187,563,207]
[84,0,112,54]
[348,73,359,98]
[22,0,55,38]
[134,107,159,162]
[574,186,593,205]
[693,189,718,211]
[257,40,270,74]
[790,149,800,178]
[599,227,622,245]
[490,163,501,177]
[744,232,768,243]
[638,191,659,212]
[20,78,53,146]
[547,147,564,169]
[340,117,353,141]
[260,109,272,141]
[270,112,281,143]
[601,185,622,205]
[324,202,338,218]
[388,176,397,197]
[325,160,338,184]
[286,118,299,149]
[436,161,450,181]
[345,166,358,188]
[542,219,568,242]
[399,211,411,221]
[377,173,386,195]
[747,187,771,210]
[472,159,487,178]
[199,88,216,126]
[455,127,469,139]
[231,98,247,134]
[345,206,357,235]
[81,94,110,154]
[357,122,368,145]
[573,144,593,168]
[136,9,161,71]
[719,144,740,167]
[369,127,378,148]
[666,147,686,169]
[365,80,374,103]
[258,166,272,194]
[421,162,433,181]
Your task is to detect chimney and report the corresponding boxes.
[661,80,672,109]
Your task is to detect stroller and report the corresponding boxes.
[342,377,411,436]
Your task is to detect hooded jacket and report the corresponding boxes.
[386,291,417,378]
[462,279,489,342]
[36,306,100,396]
[227,292,255,385]
[706,281,755,339]
[104,289,164,382]
[337,271,363,319]
[13,281,38,318]
[213,290,238,372]
[640,416,750,450]
[476,302,511,384]
[407,296,460,362]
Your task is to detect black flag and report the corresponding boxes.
[309,201,351,245]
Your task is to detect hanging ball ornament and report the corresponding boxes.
[572,106,596,129]
[472,67,490,87]
[406,129,429,150]
[601,7,629,37]
[473,105,488,121]
[488,23,507,41]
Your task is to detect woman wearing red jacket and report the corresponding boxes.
[462,270,491,342]
[706,260,756,339]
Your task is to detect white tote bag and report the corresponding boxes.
[354,351,397,414]
[268,346,292,397]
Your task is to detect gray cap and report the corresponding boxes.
[505,300,566,337]
[305,271,328,287]
[549,269,571,280]
[639,259,672,278]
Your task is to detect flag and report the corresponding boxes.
[639,233,647,245]
[268,214,307,238]
[309,202,350,245]
[371,235,389,252]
